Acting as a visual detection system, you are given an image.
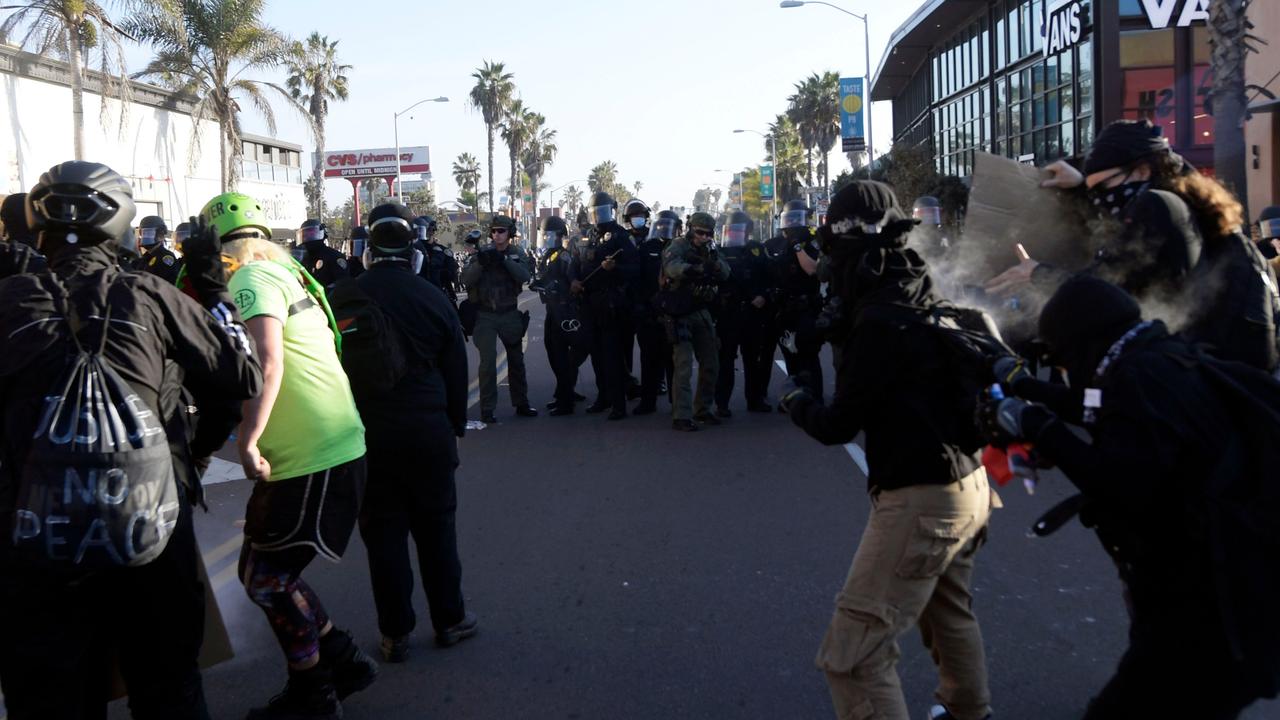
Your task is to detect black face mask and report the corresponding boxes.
[1088,175,1148,219]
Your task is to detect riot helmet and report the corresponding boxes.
[623,199,651,231]
[779,199,810,230]
[722,210,753,248]
[912,196,942,226]
[367,203,416,255]
[173,221,192,250]
[587,191,617,226]
[137,215,167,248]
[300,217,326,243]
[413,215,438,242]
[350,225,370,257]
[541,214,569,248]
[26,161,136,255]
[649,209,680,241]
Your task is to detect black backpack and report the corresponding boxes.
[12,275,180,570]
[327,278,408,401]
[1187,230,1280,373]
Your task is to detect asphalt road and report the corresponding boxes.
[96,292,1278,720]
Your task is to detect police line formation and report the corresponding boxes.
[1,118,1280,720]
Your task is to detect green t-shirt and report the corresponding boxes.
[229,260,365,480]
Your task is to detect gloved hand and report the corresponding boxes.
[992,355,1033,392]
[479,249,500,267]
[778,373,816,415]
[978,396,1053,443]
[181,214,229,306]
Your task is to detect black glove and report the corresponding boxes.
[992,355,1033,392]
[778,375,815,415]
[978,397,1054,443]
[479,249,499,267]
[181,214,229,306]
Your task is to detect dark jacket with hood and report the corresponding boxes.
[788,234,983,493]
[0,245,262,536]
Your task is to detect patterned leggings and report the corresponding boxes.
[239,544,331,665]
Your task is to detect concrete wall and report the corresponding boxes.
[1246,1,1279,219]
[1,48,305,231]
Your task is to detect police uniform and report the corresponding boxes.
[766,228,825,400]
[536,244,585,410]
[135,244,181,285]
[301,239,350,287]
[416,239,459,303]
[715,238,774,412]
[578,222,640,417]
[633,233,672,413]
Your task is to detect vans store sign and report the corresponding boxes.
[1139,0,1209,29]
[1043,0,1085,57]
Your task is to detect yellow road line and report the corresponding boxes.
[200,532,243,570]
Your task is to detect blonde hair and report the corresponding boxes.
[222,235,291,268]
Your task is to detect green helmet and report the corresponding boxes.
[201,192,270,240]
[688,212,716,233]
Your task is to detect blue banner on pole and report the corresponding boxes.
[839,77,866,152]
[759,164,774,200]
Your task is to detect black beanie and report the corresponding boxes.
[366,203,415,254]
[1083,119,1171,176]
[1039,276,1142,357]
[1,193,33,244]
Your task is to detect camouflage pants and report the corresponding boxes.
[670,309,719,421]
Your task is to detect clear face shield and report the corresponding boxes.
[587,204,616,225]
[913,206,942,226]
[1262,218,1280,241]
[648,218,678,241]
[779,210,809,230]
[722,223,750,247]
[300,225,326,243]
[544,230,566,248]
[137,226,159,248]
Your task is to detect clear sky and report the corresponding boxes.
[62,0,925,213]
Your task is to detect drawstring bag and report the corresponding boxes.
[10,277,180,570]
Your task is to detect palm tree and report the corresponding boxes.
[812,71,841,195]
[1,0,133,160]
[1208,0,1259,213]
[285,34,347,217]
[562,184,583,218]
[468,60,515,215]
[633,180,643,197]
[769,113,806,201]
[588,161,618,193]
[452,151,481,195]
[787,74,823,187]
[129,0,302,192]
[500,99,532,215]
[521,112,557,216]
[285,32,349,218]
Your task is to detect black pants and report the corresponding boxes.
[636,315,672,407]
[545,303,581,406]
[585,300,628,413]
[359,413,465,638]
[715,305,772,408]
[0,503,210,720]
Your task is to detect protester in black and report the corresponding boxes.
[0,192,47,276]
[985,275,1280,719]
[0,161,262,720]
[354,203,476,662]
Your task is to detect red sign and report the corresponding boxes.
[321,147,430,178]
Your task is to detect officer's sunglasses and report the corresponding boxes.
[490,227,509,235]
[693,229,712,238]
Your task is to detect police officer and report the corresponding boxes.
[534,215,586,415]
[575,191,640,420]
[134,215,181,284]
[459,214,536,423]
[298,217,349,287]
[766,199,824,403]
[660,212,730,431]
[620,199,651,399]
[413,215,459,302]
[632,209,679,414]
[714,210,774,416]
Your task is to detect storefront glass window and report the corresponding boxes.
[1120,29,1176,127]
[1192,26,1214,146]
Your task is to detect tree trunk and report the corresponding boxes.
[218,118,228,193]
[486,126,496,217]
[1209,0,1250,218]
[66,19,85,161]
[509,149,517,218]
[312,124,326,218]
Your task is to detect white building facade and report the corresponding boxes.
[1,44,305,235]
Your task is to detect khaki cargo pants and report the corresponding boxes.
[670,309,719,421]
[818,468,997,720]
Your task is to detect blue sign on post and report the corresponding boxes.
[760,164,774,200]
[839,77,866,153]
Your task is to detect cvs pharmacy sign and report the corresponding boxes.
[1139,0,1209,29]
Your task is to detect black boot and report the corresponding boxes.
[319,628,378,700]
[245,664,342,720]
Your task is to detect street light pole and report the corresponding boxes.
[779,1,875,169]
[393,96,449,204]
[733,128,778,235]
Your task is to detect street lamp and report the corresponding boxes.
[393,96,449,203]
[733,129,778,235]
[779,0,875,169]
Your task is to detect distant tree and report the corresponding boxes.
[405,185,436,217]
[928,175,970,227]
[883,142,939,208]
[2,0,133,160]
[562,185,583,217]
[588,161,618,193]
[500,98,532,216]
[452,151,481,197]
[768,113,806,201]
[521,112,557,215]
[286,32,350,218]
[469,60,515,215]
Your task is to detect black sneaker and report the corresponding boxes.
[693,411,721,426]
[515,405,538,418]
[319,628,378,699]
[379,634,410,664]
[480,412,497,424]
[549,404,574,416]
[573,392,587,402]
[585,401,609,414]
[436,612,479,647]
[246,666,341,720]
[632,401,656,415]
[715,406,732,418]
[672,419,698,432]
[927,705,991,720]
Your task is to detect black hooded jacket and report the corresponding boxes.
[788,241,983,492]
[0,245,262,531]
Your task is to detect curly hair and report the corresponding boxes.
[1142,153,1245,239]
